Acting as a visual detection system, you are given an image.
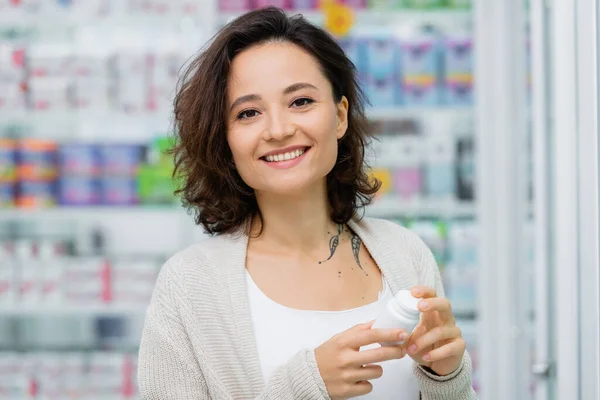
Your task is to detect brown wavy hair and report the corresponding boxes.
[171,7,380,235]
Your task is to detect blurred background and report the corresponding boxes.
[0,0,597,399]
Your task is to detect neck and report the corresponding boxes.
[251,181,338,252]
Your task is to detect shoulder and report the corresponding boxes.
[156,232,245,292]
[351,216,431,256]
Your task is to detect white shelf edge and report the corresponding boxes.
[0,305,147,316]
[366,106,473,120]
[0,207,186,221]
[365,198,476,218]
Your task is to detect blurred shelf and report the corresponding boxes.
[0,304,146,317]
[366,197,476,218]
[219,9,472,27]
[0,206,185,222]
[366,106,472,120]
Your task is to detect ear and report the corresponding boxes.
[335,96,349,140]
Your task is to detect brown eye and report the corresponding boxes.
[291,98,314,108]
[237,109,260,119]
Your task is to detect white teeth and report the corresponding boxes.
[265,148,306,162]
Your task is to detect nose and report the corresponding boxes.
[264,109,295,141]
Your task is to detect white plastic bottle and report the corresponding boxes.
[372,290,422,346]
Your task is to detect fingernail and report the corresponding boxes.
[419,301,429,310]
[408,344,417,354]
[422,354,431,362]
[399,332,409,342]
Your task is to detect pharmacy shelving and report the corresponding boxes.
[0,304,147,317]
[0,199,476,222]
[218,8,472,29]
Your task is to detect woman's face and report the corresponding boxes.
[226,41,348,197]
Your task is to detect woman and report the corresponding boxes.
[138,7,476,400]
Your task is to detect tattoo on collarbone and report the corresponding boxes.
[350,232,368,276]
[318,224,342,264]
[318,225,369,276]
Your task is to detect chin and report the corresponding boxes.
[255,176,326,198]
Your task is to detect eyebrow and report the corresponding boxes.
[229,82,318,113]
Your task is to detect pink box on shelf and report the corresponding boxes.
[342,0,367,8]
[218,0,252,11]
[393,167,422,200]
[255,0,292,9]
[291,0,318,9]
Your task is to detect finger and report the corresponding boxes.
[421,339,466,362]
[355,344,406,366]
[418,297,455,323]
[351,364,383,382]
[345,328,407,349]
[407,326,462,356]
[353,381,374,397]
[411,286,437,299]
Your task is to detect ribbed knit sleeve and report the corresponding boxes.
[256,348,330,400]
[412,235,478,400]
[138,258,330,400]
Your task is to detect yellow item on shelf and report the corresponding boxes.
[370,168,393,195]
[321,0,355,37]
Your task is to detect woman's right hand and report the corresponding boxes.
[314,321,409,400]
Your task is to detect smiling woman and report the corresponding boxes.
[170,7,378,235]
[138,6,476,400]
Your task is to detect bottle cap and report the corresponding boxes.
[393,290,421,318]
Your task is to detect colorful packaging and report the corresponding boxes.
[291,0,318,9]
[0,183,15,208]
[0,139,16,183]
[456,136,475,201]
[402,77,442,106]
[370,168,393,196]
[391,136,423,201]
[98,144,143,177]
[17,139,58,181]
[218,0,252,11]
[366,35,397,80]
[16,180,57,208]
[57,177,100,206]
[399,35,442,77]
[366,76,397,107]
[443,35,473,76]
[444,77,473,105]
[99,177,139,205]
[342,0,368,7]
[58,144,101,177]
[404,0,444,8]
[254,0,291,8]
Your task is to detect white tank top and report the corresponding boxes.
[246,272,420,399]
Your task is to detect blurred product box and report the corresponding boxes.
[0,139,16,183]
[399,35,442,77]
[58,144,101,177]
[291,0,319,9]
[366,35,397,81]
[98,144,143,177]
[64,257,111,305]
[342,0,368,7]
[390,135,423,201]
[218,0,253,11]
[402,76,442,106]
[424,134,456,200]
[410,219,448,264]
[254,0,292,9]
[366,76,397,107]
[404,0,445,7]
[16,139,58,182]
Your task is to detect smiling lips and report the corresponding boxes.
[263,148,307,162]
[261,146,310,169]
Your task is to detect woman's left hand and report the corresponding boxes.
[404,286,466,377]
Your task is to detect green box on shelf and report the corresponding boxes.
[445,0,471,8]
[367,0,408,9]
[138,165,178,206]
[404,0,445,8]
